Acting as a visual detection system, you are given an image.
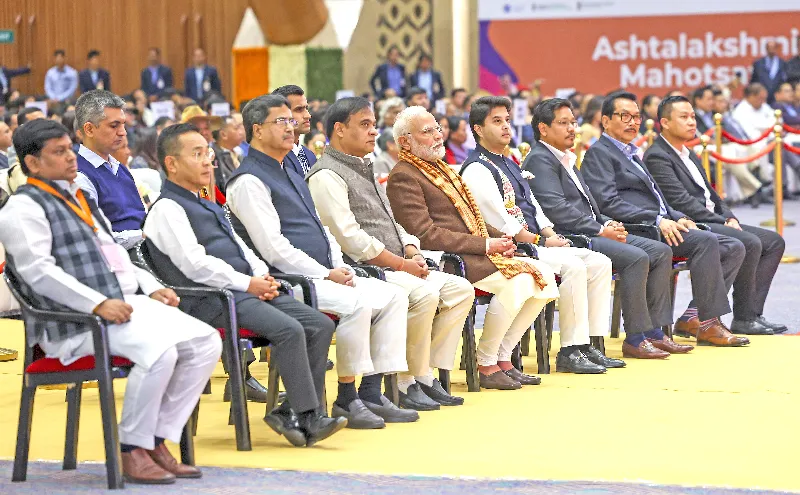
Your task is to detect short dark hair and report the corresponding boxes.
[87,50,100,60]
[691,85,713,106]
[657,95,692,121]
[642,94,658,110]
[418,54,432,64]
[406,87,427,103]
[744,82,766,97]
[18,107,45,126]
[451,88,466,98]
[324,96,371,138]
[156,122,200,173]
[532,98,573,141]
[153,116,174,129]
[445,116,465,143]
[241,94,290,143]
[469,96,511,143]
[12,119,70,175]
[712,87,723,97]
[272,85,305,99]
[149,47,161,56]
[54,49,65,57]
[601,91,637,122]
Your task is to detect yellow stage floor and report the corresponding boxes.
[0,318,799,492]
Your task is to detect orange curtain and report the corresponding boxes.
[232,47,270,110]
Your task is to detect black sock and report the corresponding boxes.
[120,443,138,453]
[358,373,383,405]
[558,345,581,357]
[334,381,359,409]
[154,436,165,447]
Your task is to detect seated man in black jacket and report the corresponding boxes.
[581,91,748,345]
[644,95,786,335]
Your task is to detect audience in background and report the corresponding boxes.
[44,49,78,103]
[373,128,399,178]
[141,47,174,99]
[751,41,787,105]
[408,54,444,103]
[184,48,221,103]
[370,47,406,98]
[0,63,31,105]
[78,50,111,94]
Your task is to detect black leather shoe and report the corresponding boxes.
[756,316,787,334]
[224,377,286,404]
[583,346,626,369]
[418,379,464,406]
[730,319,774,335]
[326,359,335,371]
[300,412,347,447]
[263,405,306,447]
[503,367,541,385]
[398,383,440,411]
[331,399,385,429]
[556,350,606,374]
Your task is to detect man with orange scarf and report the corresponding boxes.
[386,106,582,390]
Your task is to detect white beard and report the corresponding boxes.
[410,140,446,162]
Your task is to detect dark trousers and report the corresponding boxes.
[705,223,785,320]
[204,293,335,414]
[670,229,745,321]
[591,234,673,334]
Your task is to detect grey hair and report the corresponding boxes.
[392,105,430,144]
[378,97,405,128]
[74,89,125,133]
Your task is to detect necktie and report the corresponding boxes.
[296,147,311,174]
[151,67,158,85]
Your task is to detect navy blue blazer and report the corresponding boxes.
[370,63,406,97]
[283,145,317,177]
[78,69,111,93]
[581,135,686,225]
[408,69,444,101]
[184,65,221,102]
[751,57,787,102]
[1,66,31,103]
[140,65,174,96]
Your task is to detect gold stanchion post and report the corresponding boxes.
[771,123,799,263]
[574,132,584,169]
[714,113,724,198]
[518,142,531,163]
[312,140,325,159]
[646,119,654,147]
[701,135,711,181]
[761,110,796,228]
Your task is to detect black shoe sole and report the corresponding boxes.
[673,331,695,339]
[555,365,607,374]
[306,419,348,447]
[697,340,749,347]
[123,475,176,485]
[399,398,440,411]
[263,416,307,447]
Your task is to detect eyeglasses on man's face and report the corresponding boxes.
[552,119,579,128]
[612,112,643,124]
[265,117,298,128]
[182,147,215,163]
[408,125,443,138]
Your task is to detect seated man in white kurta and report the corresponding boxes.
[460,96,624,373]
[0,119,221,485]
[225,94,417,429]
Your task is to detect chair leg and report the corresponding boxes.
[545,301,555,352]
[180,404,196,467]
[610,282,622,338]
[97,377,124,490]
[520,327,531,356]
[384,373,399,406]
[202,380,211,395]
[534,314,550,374]
[191,399,199,437]
[12,384,36,482]
[590,336,606,355]
[228,338,252,451]
[463,305,480,392]
[511,343,523,371]
[265,352,280,414]
[63,383,82,470]
[438,369,450,394]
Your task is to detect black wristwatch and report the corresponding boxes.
[537,236,547,247]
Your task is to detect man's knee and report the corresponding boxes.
[721,237,746,265]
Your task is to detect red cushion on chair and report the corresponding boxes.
[216,327,260,339]
[474,289,492,297]
[323,313,340,322]
[672,257,688,262]
[26,355,133,374]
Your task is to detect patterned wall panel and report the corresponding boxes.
[376,0,433,67]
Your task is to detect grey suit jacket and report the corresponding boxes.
[523,142,608,236]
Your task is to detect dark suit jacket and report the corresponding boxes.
[751,56,787,102]
[643,136,734,224]
[408,69,444,101]
[140,65,174,96]
[370,63,406,98]
[523,142,609,236]
[787,56,800,85]
[772,102,800,127]
[0,152,8,170]
[581,135,686,225]
[184,65,221,102]
[696,111,751,143]
[283,145,317,177]
[386,160,503,283]
[78,69,111,93]
[1,66,31,104]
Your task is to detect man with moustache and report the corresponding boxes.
[271,85,317,176]
[524,98,696,356]
[644,96,786,335]
[384,105,561,387]
[580,92,748,346]
[308,97,475,405]
[460,96,622,372]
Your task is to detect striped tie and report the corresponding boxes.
[297,146,311,174]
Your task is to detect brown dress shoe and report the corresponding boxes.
[479,370,521,390]
[647,336,694,354]
[622,340,669,359]
[697,322,750,347]
[673,319,700,337]
[122,448,176,484]
[148,442,202,478]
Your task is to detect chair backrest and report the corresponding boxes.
[3,267,37,315]
[132,240,168,286]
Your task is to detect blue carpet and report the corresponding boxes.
[0,461,793,494]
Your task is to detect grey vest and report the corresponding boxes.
[307,147,405,259]
[227,148,333,271]
[11,181,124,346]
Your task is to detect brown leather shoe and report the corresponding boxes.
[647,336,694,354]
[479,370,521,390]
[148,442,202,478]
[622,340,669,359]
[673,319,700,337]
[697,322,750,347]
[122,448,176,485]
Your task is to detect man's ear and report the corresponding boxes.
[473,123,484,141]
[23,154,39,175]
[397,134,411,151]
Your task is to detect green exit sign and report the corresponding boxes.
[0,30,14,44]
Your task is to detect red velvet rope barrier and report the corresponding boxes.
[721,127,772,145]
[633,134,649,147]
[706,141,776,164]
[685,127,715,147]
[784,141,800,155]
[783,123,800,135]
